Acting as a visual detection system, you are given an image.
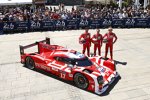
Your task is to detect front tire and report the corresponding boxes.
[74,73,89,89]
[25,57,35,70]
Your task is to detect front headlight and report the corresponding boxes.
[97,76,104,84]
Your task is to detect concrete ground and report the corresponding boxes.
[0,29,150,100]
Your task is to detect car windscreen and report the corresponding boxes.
[74,57,93,67]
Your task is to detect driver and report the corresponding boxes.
[79,28,91,57]
[103,27,117,59]
[91,29,103,56]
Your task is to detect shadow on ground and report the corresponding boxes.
[100,76,121,96]
[23,65,121,96]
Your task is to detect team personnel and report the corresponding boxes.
[79,28,91,57]
[103,27,118,59]
[91,29,103,56]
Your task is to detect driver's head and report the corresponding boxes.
[108,27,113,32]
[96,29,100,34]
[85,27,89,33]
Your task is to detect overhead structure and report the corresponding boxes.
[134,0,140,9]
[84,0,111,4]
[118,0,122,8]
[33,0,46,4]
[144,0,149,8]
[0,0,32,5]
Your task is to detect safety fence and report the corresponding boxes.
[0,18,150,34]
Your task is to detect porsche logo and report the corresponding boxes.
[86,35,89,38]
[109,35,113,39]
[97,36,101,40]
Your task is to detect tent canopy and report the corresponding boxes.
[0,0,32,5]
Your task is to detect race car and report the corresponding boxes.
[19,37,119,95]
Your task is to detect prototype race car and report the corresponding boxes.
[19,38,119,95]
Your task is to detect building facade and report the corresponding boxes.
[46,0,84,5]
[46,0,150,8]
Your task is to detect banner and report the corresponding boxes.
[29,20,41,30]
[124,18,135,28]
[102,18,112,28]
[15,21,28,30]
[42,20,55,30]
[65,19,79,29]
[89,19,101,29]
[112,18,125,28]
[3,22,15,31]
[148,18,150,28]
[0,22,3,35]
[79,19,89,28]
[54,20,66,30]
[1,18,150,34]
[134,18,149,28]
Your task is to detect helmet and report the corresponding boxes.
[80,38,86,44]
[103,39,108,43]
[92,38,98,44]
[92,38,97,41]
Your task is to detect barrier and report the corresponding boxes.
[89,19,101,29]
[0,22,3,35]
[0,18,150,34]
[134,18,149,28]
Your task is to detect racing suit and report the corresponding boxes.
[103,32,117,59]
[79,33,91,57]
[91,33,103,56]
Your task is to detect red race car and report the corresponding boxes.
[19,38,119,95]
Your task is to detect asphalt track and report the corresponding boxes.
[0,29,150,100]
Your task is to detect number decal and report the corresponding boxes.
[99,67,106,73]
[126,19,135,25]
[31,21,41,27]
[103,19,112,25]
[4,23,14,29]
[80,19,88,25]
[56,21,65,26]
[60,71,66,78]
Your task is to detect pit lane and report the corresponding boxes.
[0,29,150,100]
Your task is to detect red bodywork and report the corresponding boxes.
[19,38,119,95]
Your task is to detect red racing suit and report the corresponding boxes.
[91,33,103,56]
[103,32,117,59]
[79,33,91,57]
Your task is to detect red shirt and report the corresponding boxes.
[92,33,103,45]
[79,33,91,45]
[51,13,60,20]
[103,32,117,45]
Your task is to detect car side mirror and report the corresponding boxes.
[68,64,74,70]
[68,64,74,68]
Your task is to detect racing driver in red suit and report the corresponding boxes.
[91,29,103,56]
[79,28,91,57]
[103,27,118,59]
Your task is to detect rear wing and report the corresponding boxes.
[19,37,50,55]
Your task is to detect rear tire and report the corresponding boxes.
[25,57,35,70]
[74,73,89,89]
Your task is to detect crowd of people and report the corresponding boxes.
[0,3,150,22]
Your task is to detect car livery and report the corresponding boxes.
[19,38,119,95]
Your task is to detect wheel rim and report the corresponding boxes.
[74,73,88,89]
[78,76,86,84]
[26,57,34,69]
